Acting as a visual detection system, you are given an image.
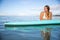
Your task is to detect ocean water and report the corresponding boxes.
[0,16,60,40]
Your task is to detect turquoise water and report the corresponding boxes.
[0,16,60,40]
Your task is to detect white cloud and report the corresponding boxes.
[50,4,60,15]
[51,5,60,10]
[0,4,60,16]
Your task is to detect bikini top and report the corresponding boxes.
[43,12,47,19]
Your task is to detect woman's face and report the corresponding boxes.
[44,7,48,12]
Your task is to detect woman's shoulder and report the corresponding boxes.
[49,12,52,13]
[40,11,44,15]
[49,12,52,15]
[40,11,44,14]
[41,11,44,13]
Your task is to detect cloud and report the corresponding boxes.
[0,4,60,16]
[51,4,60,10]
[50,4,60,15]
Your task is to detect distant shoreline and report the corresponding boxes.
[53,15,60,17]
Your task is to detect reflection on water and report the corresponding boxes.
[0,16,60,40]
[0,27,60,40]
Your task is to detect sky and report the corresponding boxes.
[0,0,60,16]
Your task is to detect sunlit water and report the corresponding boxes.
[0,16,60,40]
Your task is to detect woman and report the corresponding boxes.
[40,5,52,40]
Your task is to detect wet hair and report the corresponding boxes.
[44,5,50,17]
[44,5,50,12]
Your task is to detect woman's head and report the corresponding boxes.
[44,5,50,12]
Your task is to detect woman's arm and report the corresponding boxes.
[48,12,52,20]
[40,12,43,20]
